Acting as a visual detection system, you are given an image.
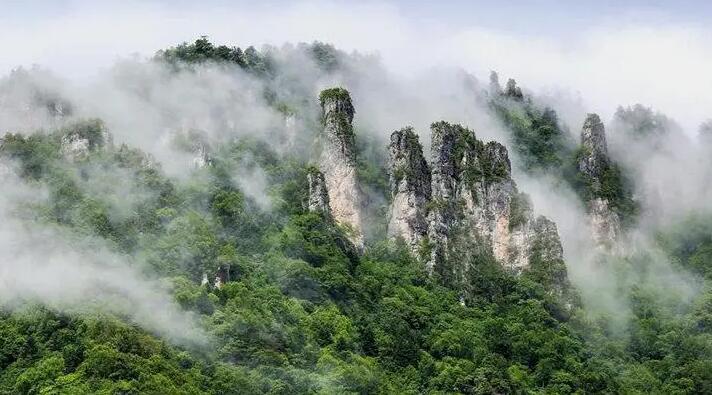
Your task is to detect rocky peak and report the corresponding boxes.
[59,119,113,162]
[504,78,523,100]
[319,88,356,160]
[307,168,331,217]
[388,127,431,197]
[317,87,364,247]
[483,142,511,179]
[189,139,211,168]
[429,122,456,196]
[488,71,502,96]
[320,88,355,124]
[387,127,431,253]
[576,114,622,247]
[578,113,609,185]
[419,121,566,284]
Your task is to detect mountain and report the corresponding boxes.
[0,38,710,394]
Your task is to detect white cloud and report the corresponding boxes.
[1,1,710,132]
[0,163,207,346]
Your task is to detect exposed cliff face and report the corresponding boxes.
[578,114,609,190]
[60,133,91,161]
[307,168,331,217]
[309,88,566,292]
[190,140,211,168]
[387,127,431,254]
[317,88,364,247]
[589,197,621,247]
[424,121,565,278]
[59,120,113,162]
[577,114,622,247]
[426,122,461,273]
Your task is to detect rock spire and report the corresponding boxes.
[317,88,364,247]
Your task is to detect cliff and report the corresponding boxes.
[425,121,563,277]
[307,167,331,217]
[310,89,567,295]
[317,88,364,247]
[59,119,113,162]
[577,114,621,247]
[387,127,431,255]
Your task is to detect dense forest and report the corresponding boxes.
[0,38,710,394]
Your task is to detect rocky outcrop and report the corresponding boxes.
[317,88,364,247]
[307,168,331,217]
[387,127,431,254]
[578,114,609,191]
[422,121,565,277]
[309,88,566,290]
[174,129,211,169]
[426,122,461,273]
[59,119,113,162]
[214,266,228,289]
[488,71,502,96]
[589,197,621,247]
[190,140,211,169]
[577,114,621,247]
[60,133,91,161]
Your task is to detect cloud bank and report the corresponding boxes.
[1,1,711,132]
[0,162,207,346]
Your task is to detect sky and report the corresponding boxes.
[1,0,711,132]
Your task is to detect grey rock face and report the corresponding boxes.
[307,168,331,217]
[318,88,364,247]
[190,140,211,169]
[506,215,565,272]
[577,114,622,247]
[60,133,91,161]
[387,127,431,254]
[578,113,609,189]
[423,121,564,278]
[589,197,621,247]
[426,122,464,273]
[59,120,113,162]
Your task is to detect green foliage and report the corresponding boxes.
[598,163,639,223]
[156,36,274,77]
[56,118,108,149]
[318,87,352,108]
[308,42,342,72]
[490,97,571,172]
[508,192,531,230]
[0,132,60,179]
[613,104,679,139]
[490,79,639,225]
[2,58,710,395]
[565,146,639,225]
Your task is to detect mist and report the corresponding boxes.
[1,1,711,343]
[0,161,208,346]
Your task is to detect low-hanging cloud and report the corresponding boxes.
[0,162,208,346]
[2,1,711,132]
[0,0,710,332]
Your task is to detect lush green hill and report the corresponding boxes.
[0,38,710,394]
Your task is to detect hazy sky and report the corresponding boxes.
[1,0,710,131]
